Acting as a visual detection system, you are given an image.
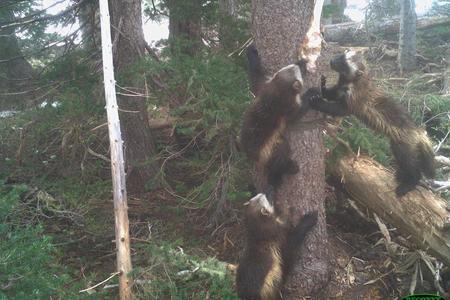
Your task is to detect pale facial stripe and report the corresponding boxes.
[270,64,303,85]
[345,51,358,75]
[249,193,274,215]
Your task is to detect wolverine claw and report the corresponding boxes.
[395,184,415,197]
[320,75,327,88]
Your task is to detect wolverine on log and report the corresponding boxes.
[310,50,435,196]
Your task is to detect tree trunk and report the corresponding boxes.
[0,11,34,81]
[168,0,202,56]
[77,0,101,52]
[251,0,328,297]
[322,0,347,25]
[398,0,417,74]
[442,47,450,95]
[368,0,400,21]
[0,9,35,108]
[98,0,132,297]
[110,0,157,194]
[218,0,237,49]
[219,0,236,17]
[332,155,450,266]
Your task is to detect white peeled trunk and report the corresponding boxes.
[98,0,133,299]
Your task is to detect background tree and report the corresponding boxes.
[432,1,450,95]
[322,0,347,24]
[251,0,328,297]
[368,0,400,21]
[76,0,101,52]
[0,2,35,108]
[167,0,202,56]
[0,10,34,81]
[398,0,417,74]
[110,0,157,194]
[218,0,236,49]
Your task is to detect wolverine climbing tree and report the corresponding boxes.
[251,0,328,297]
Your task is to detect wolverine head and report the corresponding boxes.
[264,62,305,108]
[243,193,284,240]
[330,50,365,81]
[244,193,274,217]
[271,62,304,92]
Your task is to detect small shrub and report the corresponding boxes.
[134,241,237,300]
[0,182,93,300]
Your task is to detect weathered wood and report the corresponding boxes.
[324,15,450,44]
[98,1,133,299]
[332,155,450,266]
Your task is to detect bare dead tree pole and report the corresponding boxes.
[98,0,133,299]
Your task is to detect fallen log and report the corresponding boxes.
[324,15,450,44]
[331,155,450,266]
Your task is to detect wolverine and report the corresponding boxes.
[236,193,318,300]
[241,45,321,193]
[310,50,435,196]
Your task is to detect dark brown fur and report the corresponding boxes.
[236,194,318,300]
[310,51,435,196]
[241,45,320,193]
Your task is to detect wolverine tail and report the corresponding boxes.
[417,132,435,178]
[391,130,435,196]
[390,139,421,196]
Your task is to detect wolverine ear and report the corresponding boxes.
[355,70,364,76]
[260,208,270,216]
[292,80,302,91]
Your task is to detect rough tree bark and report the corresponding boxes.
[398,0,417,74]
[167,0,202,56]
[332,156,450,266]
[110,0,157,194]
[251,0,328,297]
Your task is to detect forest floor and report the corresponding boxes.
[50,44,436,299]
[2,35,449,299]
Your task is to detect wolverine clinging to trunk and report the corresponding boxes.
[240,45,320,194]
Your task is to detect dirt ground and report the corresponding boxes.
[54,43,448,299]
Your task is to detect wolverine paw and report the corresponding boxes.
[320,75,327,89]
[301,211,318,229]
[287,161,299,174]
[395,184,415,197]
[302,87,322,104]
